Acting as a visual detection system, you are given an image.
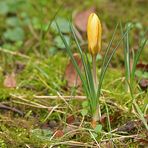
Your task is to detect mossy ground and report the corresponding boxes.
[0,0,147,147]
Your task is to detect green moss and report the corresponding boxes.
[0,0,147,147]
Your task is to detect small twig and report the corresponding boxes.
[34,95,86,100]
[0,103,23,116]
[11,94,65,109]
[89,130,101,148]
[12,100,65,110]
[25,144,31,148]
[12,94,128,112]
[79,116,85,128]
[50,140,97,147]
[0,47,30,59]
[101,134,138,142]
[28,24,39,40]
[43,105,59,123]
[57,92,73,111]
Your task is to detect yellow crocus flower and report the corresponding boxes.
[87,13,102,56]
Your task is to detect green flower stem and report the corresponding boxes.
[92,104,101,122]
[92,55,101,124]
[92,55,98,92]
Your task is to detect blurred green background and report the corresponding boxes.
[0,0,147,55]
[0,1,148,147]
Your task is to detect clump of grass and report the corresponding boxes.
[57,13,129,127]
[121,23,148,130]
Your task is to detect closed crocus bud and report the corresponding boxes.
[87,13,102,56]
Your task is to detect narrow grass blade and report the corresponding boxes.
[69,24,92,97]
[98,23,130,97]
[133,100,148,130]
[131,38,147,81]
[121,23,132,84]
[101,23,119,76]
[56,22,87,92]
[125,27,131,81]
[70,23,97,113]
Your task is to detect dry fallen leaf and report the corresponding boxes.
[139,79,148,90]
[15,61,25,73]
[66,115,75,124]
[48,120,58,129]
[99,113,107,124]
[74,7,95,32]
[4,72,16,88]
[53,130,64,138]
[136,63,148,71]
[63,124,77,135]
[101,141,114,148]
[117,121,138,132]
[65,53,82,87]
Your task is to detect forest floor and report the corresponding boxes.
[0,0,148,147]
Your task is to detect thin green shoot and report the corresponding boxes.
[105,103,112,140]
[121,22,148,130]
[56,20,130,122]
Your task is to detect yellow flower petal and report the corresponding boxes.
[87,13,102,56]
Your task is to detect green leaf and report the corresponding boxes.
[143,72,148,79]
[42,23,50,32]
[0,2,9,15]
[21,12,31,25]
[3,27,25,41]
[90,132,98,139]
[135,22,143,29]
[135,70,148,79]
[2,41,23,51]
[96,54,102,61]
[81,109,88,116]
[31,129,52,140]
[82,101,89,108]
[32,17,42,29]
[54,35,70,49]
[51,17,70,33]
[94,124,102,133]
[6,0,27,13]
[6,17,20,27]
[49,46,58,55]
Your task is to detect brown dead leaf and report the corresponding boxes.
[117,121,138,133]
[65,53,82,87]
[136,63,148,71]
[63,124,77,134]
[137,138,148,145]
[74,7,95,32]
[99,113,114,125]
[4,72,16,88]
[48,120,58,129]
[66,115,75,124]
[139,79,148,90]
[41,120,58,130]
[53,130,64,138]
[99,113,107,124]
[15,61,25,73]
[101,141,114,148]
